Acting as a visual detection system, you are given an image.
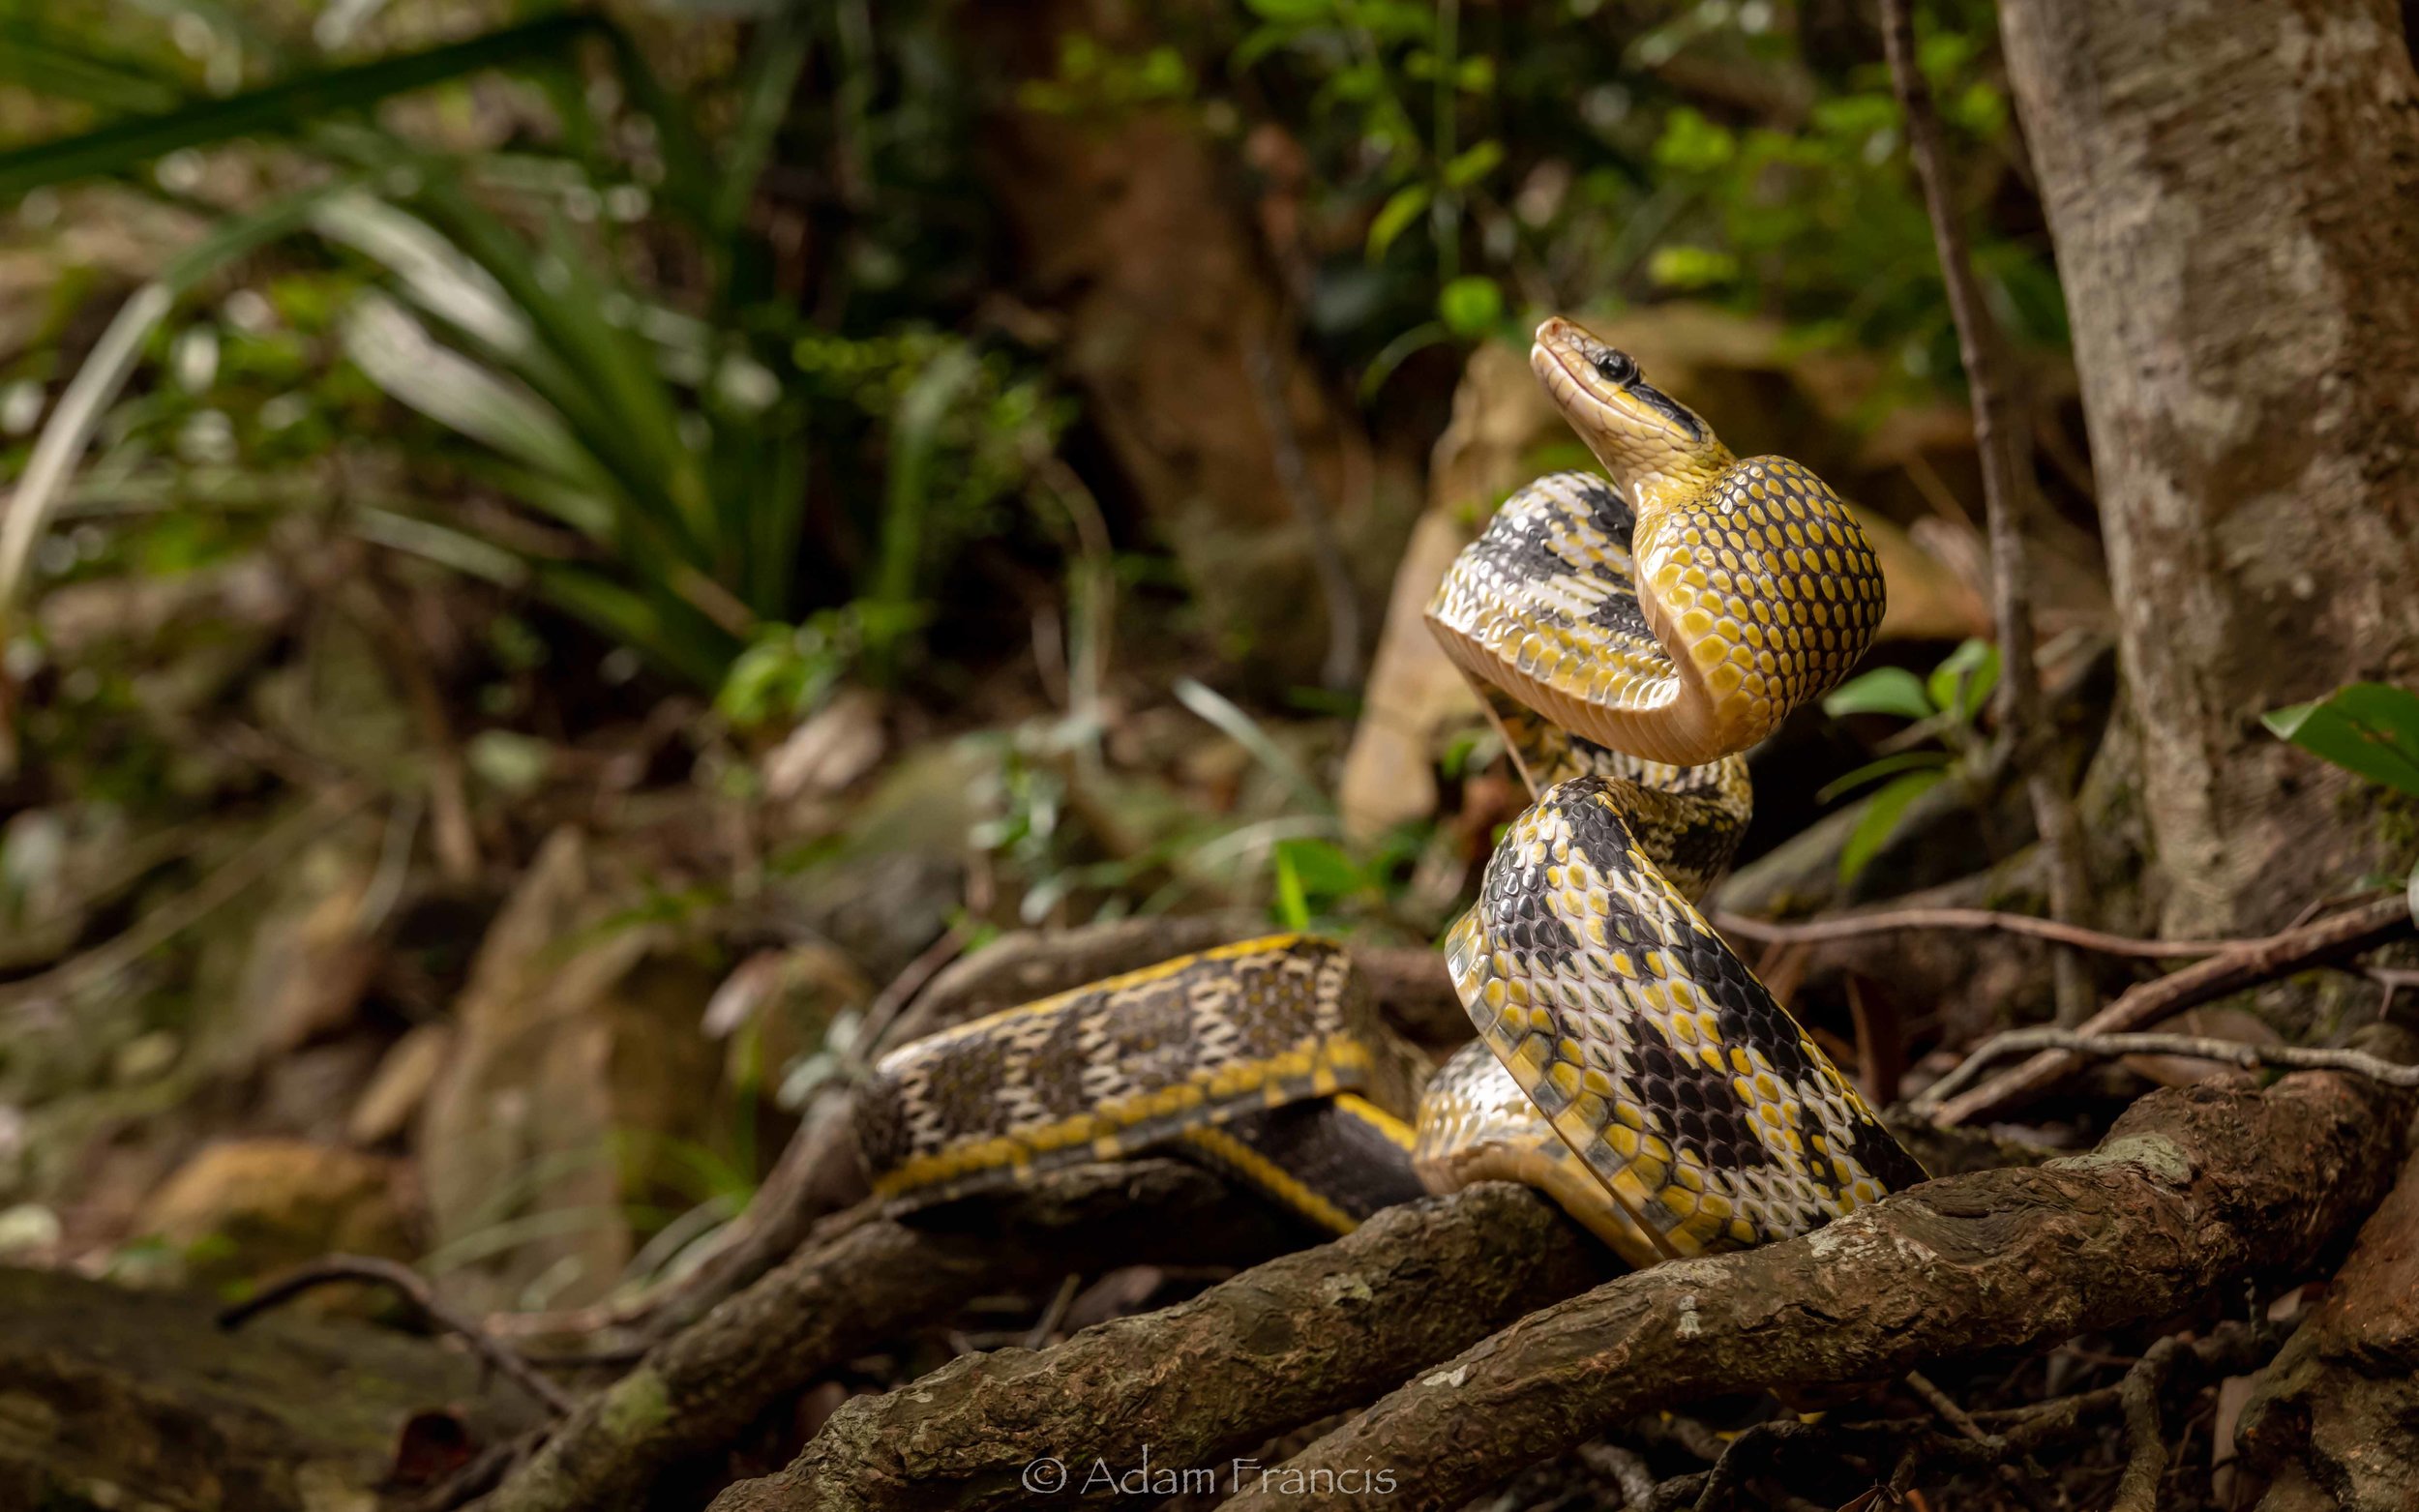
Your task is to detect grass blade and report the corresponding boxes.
[0,183,346,634]
[0,14,598,200]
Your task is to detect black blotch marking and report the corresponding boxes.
[1629,380,1704,443]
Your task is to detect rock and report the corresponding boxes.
[418,828,729,1313]
[0,1263,537,1511]
[136,1139,414,1286]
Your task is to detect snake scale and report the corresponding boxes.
[858,316,1926,1268]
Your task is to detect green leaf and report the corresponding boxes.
[0,17,189,114]
[0,182,352,633]
[1822,666,1934,722]
[1272,847,1311,932]
[0,15,599,200]
[1926,637,2001,723]
[1645,246,1739,291]
[1437,275,1503,337]
[1815,750,1955,805]
[1366,183,1431,260]
[2263,682,2419,799]
[1442,139,1503,189]
[1274,837,1364,902]
[1837,769,1948,888]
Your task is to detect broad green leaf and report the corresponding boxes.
[1838,769,1948,888]
[1437,276,1503,337]
[1926,637,2001,723]
[1274,837,1364,902]
[2263,683,2419,799]
[1822,666,1934,722]
[1366,183,1431,260]
[1815,750,1955,805]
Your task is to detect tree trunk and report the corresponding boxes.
[1997,0,2419,934]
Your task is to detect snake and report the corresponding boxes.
[856,316,1926,1269]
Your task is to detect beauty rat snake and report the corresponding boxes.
[855,317,1926,1268]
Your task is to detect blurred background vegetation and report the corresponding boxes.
[0,0,2095,1319]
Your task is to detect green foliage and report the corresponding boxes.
[2264,684,2419,799]
[1,4,1070,705]
[1219,0,2051,399]
[1819,637,1999,885]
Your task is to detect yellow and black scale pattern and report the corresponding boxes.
[858,332,1925,1264]
[858,935,1422,1213]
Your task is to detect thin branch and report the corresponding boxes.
[221,1254,576,1417]
[2111,1335,2186,1512]
[1926,894,2417,1124]
[1880,0,2095,1026]
[1715,906,2225,961]
[1903,1370,1995,1446]
[1921,1027,2419,1110]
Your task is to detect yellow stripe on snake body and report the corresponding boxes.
[857,317,1926,1257]
[858,935,1420,1206]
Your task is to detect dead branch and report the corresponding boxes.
[1928,893,2415,1124]
[1714,906,2223,961]
[1881,0,2096,1027]
[222,1254,575,1417]
[1203,1061,2407,1512]
[2110,1334,2185,1512]
[473,1162,1295,1512]
[1923,1028,2419,1107]
[701,1183,1608,1512]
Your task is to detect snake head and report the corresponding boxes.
[1532,317,1729,509]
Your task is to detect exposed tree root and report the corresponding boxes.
[2240,1132,2419,1511]
[472,1163,1295,1512]
[1200,1064,2404,1511]
[702,1183,1607,1512]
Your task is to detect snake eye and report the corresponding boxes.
[1593,351,1637,386]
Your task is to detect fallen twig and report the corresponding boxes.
[220,1254,575,1418]
[2110,1334,2184,1512]
[1714,906,2223,961]
[1196,1058,2406,1512]
[1920,1028,2419,1112]
[1927,894,2416,1124]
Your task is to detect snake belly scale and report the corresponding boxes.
[859,316,1926,1268]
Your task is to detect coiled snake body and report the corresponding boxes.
[860,318,1925,1267]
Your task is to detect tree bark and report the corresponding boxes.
[1996,0,2419,934]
